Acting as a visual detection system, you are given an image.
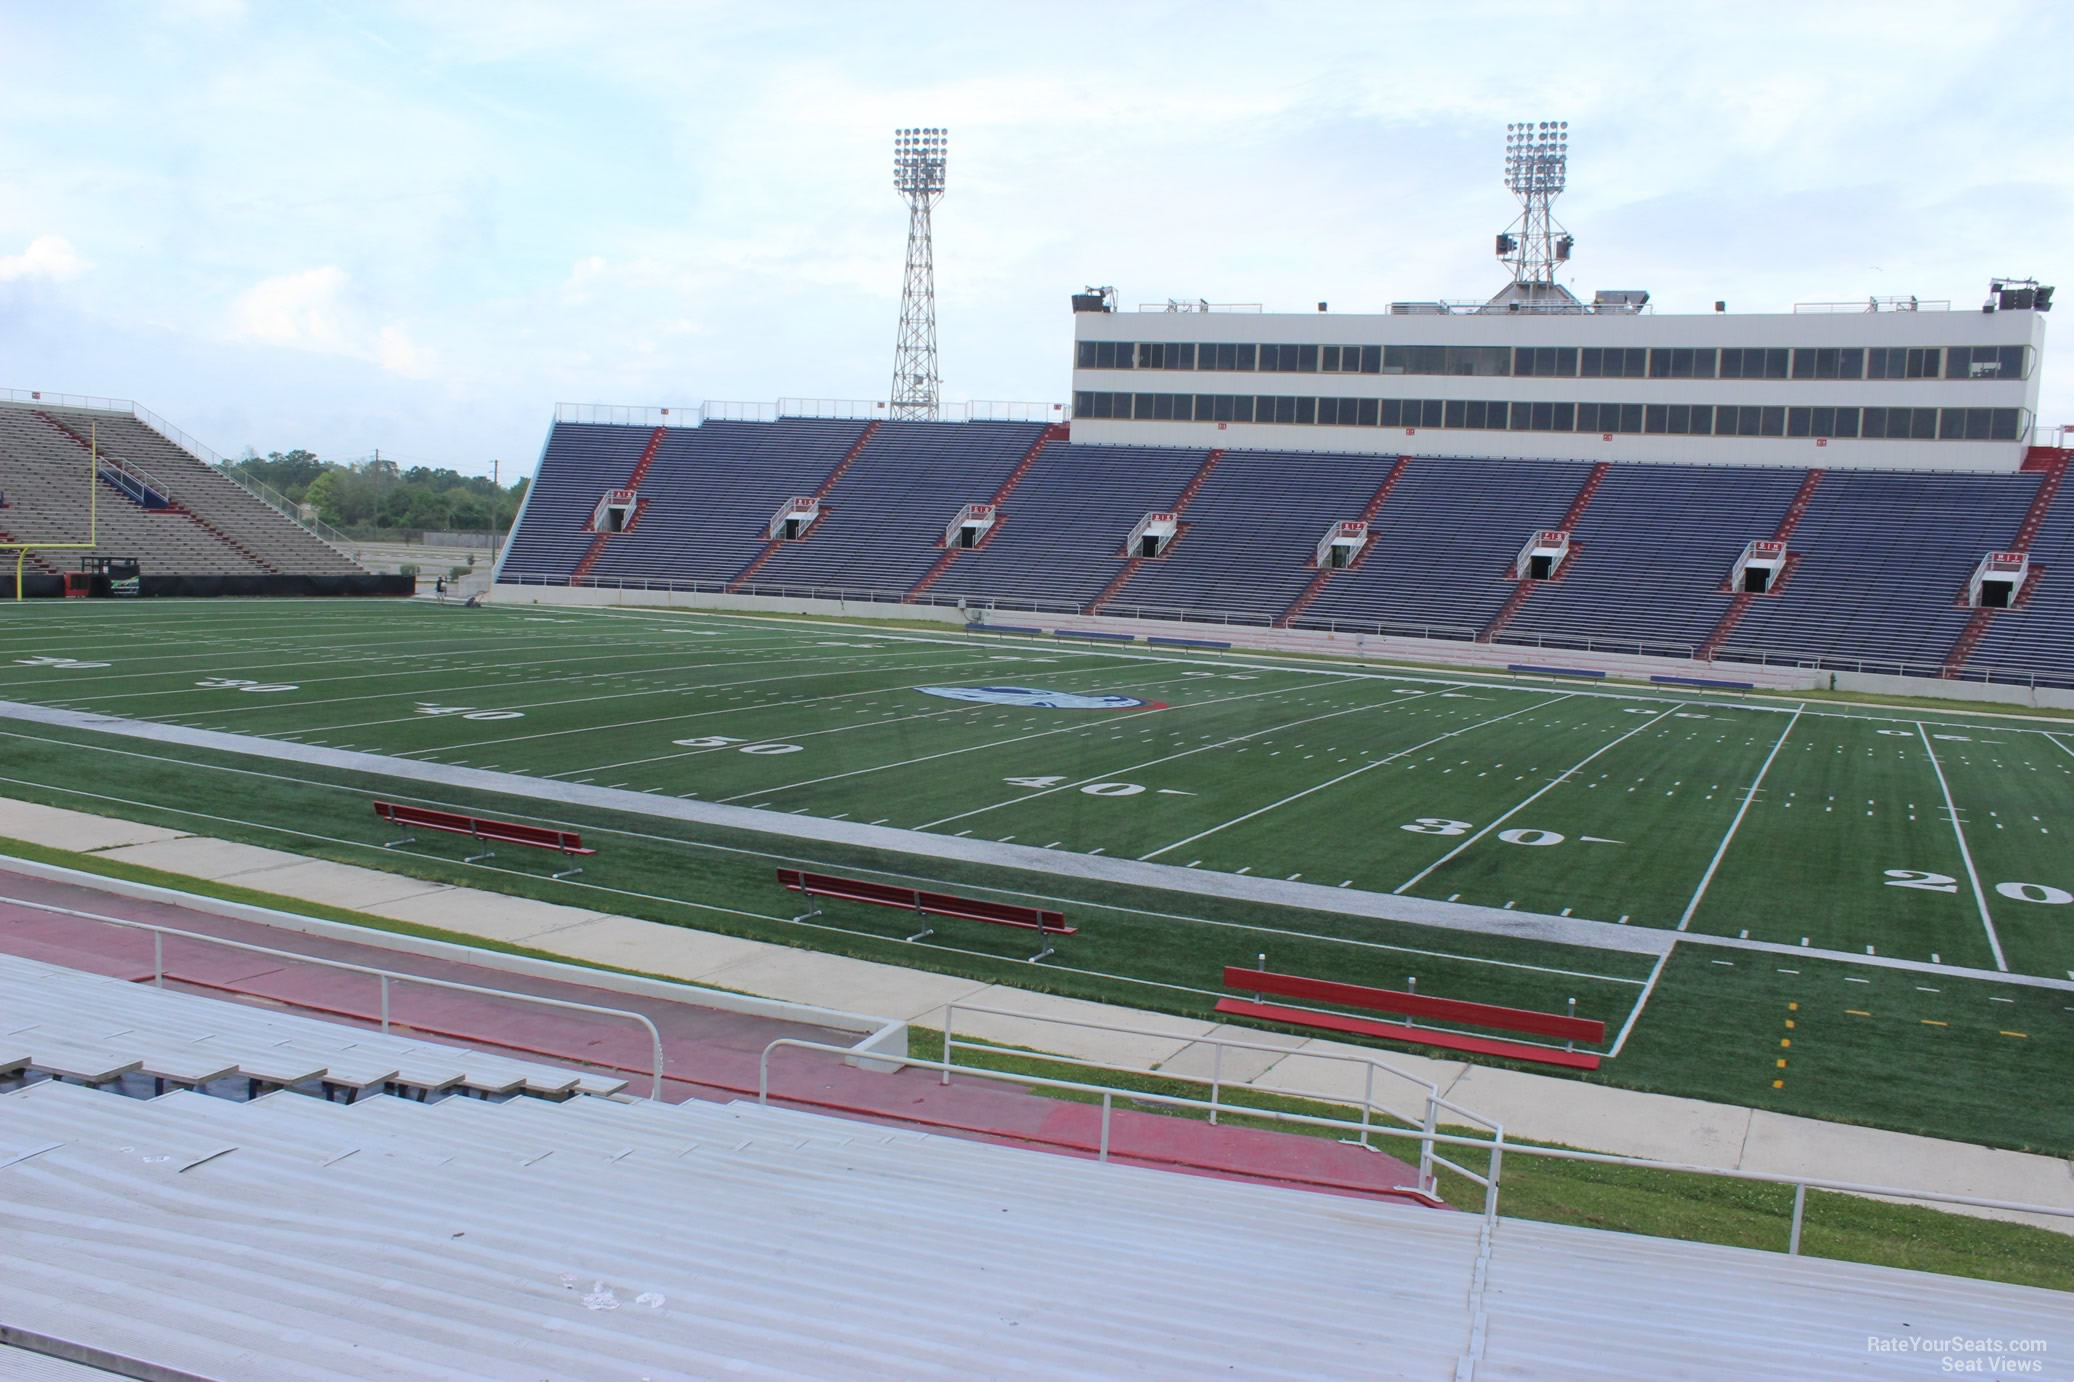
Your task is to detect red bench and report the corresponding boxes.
[374,801,595,879]
[1216,967,1605,1070]
[777,868,1074,962]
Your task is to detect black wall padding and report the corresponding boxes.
[3,573,413,599]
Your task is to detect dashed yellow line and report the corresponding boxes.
[2002,1030,2029,1039]
[1921,1019,1948,1027]
[1846,1009,1871,1017]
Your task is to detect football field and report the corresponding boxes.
[0,598,2067,1151]
[2,598,2068,975]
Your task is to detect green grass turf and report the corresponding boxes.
[0,598,2068,1153]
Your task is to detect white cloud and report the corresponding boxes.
[230,266,351,351]
[0,235,86,283]
[229,267,431,378]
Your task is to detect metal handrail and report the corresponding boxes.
[758,1036,2074,1255]
[941,1000,1506,1193]
[5,894,665,1099]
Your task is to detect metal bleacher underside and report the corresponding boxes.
[2,955,2067,1379]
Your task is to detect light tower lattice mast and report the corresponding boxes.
[889,126,948,422]
[1496,120,1572,288]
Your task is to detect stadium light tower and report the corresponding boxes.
[1495,120,1573,289]
[889,126,948,422]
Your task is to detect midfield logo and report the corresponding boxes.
[916,685,1167,710]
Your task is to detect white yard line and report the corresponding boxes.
[717,683,1304,804]
[1917,722,2009,973]
[2047,731,2074,760]
[916,688,1435,830]
[581,670,1191,784]
[1605,945,1674,1059]
[1392,706,1681,896]
[1676,703,1804,931]
[1139,694,1570,861]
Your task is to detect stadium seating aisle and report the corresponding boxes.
[1296,456,1593,635]
[496,421,657,580]
[1498,464,1807,655]
[1107,449,1394,622]
[1962,475,2074,685]
[590,418,877,585]
[926,442,1209,609]
[749,419,1048,593]
[1724,470,2039,672]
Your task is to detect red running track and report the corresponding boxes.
[0,867,1437,1207]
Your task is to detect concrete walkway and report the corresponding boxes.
[1,795,2070,1233]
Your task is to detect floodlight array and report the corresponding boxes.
[1503,120,1568,196]
[893,126,948,194]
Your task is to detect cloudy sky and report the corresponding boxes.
[2,0,2069,478]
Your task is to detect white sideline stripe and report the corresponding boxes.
[922,689,1448,832]
[0,748,1653,986]
[0,699,1673,959]
[2048,731,2074,761]
[1140,694,1570,862]
[1917,722,2008,973]
[1606,944,1673,1059]
[1677,703,1803,931]
[1392,706,1681,896]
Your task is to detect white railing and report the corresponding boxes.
[941,1001,1502,1195]
[8,894,665,1098]
[1793,297,1952,313]
[758,1036,2074,1258]
[0,385,357,553]
[553,398,1073,429]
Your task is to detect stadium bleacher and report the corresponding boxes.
[1963,470,2074,684]
[3,950,2064,1379]
[1106,449,1392,623]
[748,419,1048,594]
[1721,469,2040,673]
[1295,455,1594,637]
[1496,464,1809,656]
[498,414,2074,688]
[0,401,364,577]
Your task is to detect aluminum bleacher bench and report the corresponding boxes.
[776,867,1074,961]
[374,801,594,878]
[1216,966,1605,1070]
